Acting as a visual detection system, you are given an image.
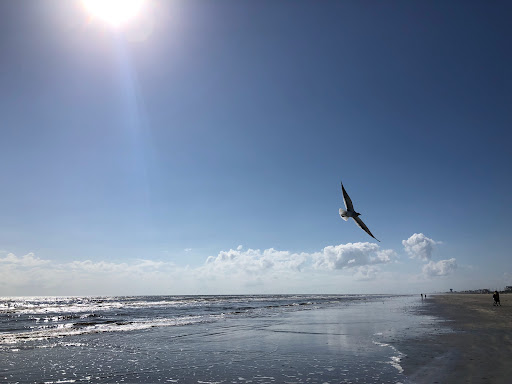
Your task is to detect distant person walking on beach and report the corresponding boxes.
[493,291,501,306]
[421,294,423,299]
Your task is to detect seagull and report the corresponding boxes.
[339,182,380,242]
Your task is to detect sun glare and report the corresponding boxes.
[82,0,145,27]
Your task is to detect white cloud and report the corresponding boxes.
[402,233,440,261]
[353,265,380,281]
[422,258,457,277]
[204,247,308,275]
[401,234,456,278]
[0,243,400,295]
[313,243,397,270]
[0,252,50,267]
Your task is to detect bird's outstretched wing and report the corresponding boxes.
[353,216,380,242]
[341,182,354,211]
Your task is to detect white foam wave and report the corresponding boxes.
[1,294,373,313]
[372,340,405,374]
[1,315,219,344]
[0,297,198,315]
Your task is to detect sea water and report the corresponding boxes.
[0,295,444,383]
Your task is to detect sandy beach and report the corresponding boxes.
[399,294,512,384]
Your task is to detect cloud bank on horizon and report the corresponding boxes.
[0,233,458,296]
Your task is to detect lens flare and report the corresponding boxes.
[82,0,145,27]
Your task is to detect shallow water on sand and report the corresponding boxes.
[0,295,446,383]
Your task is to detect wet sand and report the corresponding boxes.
[399,294,512,384]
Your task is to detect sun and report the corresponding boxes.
[82,0,145,27]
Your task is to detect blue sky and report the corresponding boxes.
[1,1,511,295]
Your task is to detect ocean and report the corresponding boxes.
[0,294,445,383]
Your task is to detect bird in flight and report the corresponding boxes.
[339,182,380,242]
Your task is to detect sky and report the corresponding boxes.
[1,0,511,296]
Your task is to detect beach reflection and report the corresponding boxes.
[0,295,448,383]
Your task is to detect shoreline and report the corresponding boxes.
[0,295,422,383]
[399,294,512,384]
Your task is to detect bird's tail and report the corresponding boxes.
[339,209,349,221]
